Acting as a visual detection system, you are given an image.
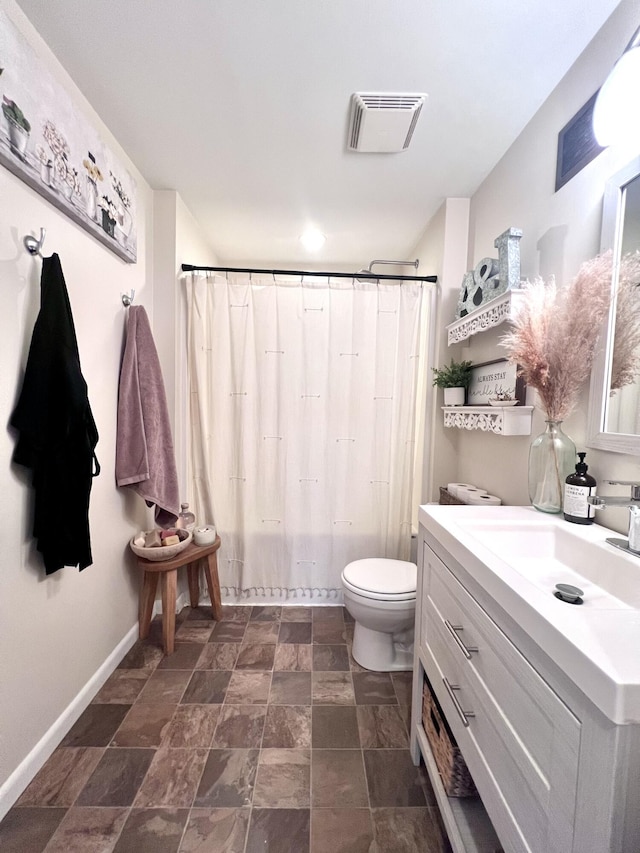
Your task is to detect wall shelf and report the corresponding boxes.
[442,405,533,436]
[447,290,524,346]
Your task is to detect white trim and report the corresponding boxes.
[446,290,524,346]
[0,623,138,820]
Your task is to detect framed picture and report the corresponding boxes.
[467,359,526,406]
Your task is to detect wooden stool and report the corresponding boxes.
[137,536,222,654]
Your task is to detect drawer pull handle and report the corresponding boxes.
[443,677,475,727]
[444,620,478,659]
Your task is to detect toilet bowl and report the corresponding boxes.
[341,557,417,672]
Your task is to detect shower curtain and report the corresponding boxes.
[185,272,425,602]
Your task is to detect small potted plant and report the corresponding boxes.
[2,96,30,158]
[432,359,472,406]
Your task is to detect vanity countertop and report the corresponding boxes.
[419,504,640,724]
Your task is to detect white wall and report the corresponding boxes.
[416,0,640,529]
[0,0,156,810]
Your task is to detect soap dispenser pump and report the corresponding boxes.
[564,452,597,525]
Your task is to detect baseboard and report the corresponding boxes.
[151,590,190,619]
[0,623,138,820]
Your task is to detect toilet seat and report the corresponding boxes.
[342,558,417,601]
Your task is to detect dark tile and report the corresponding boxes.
[245,623,280,646]
[225,671,272,704]
[281,606,312,622]
[111,704,176,748]
[254,749,310,808]
[0,807,66,853]
[249,605,282,622]
[112,807,189,853]
[163,705,221,748]
[197,643,239,670]
[182,605,213,621]
[213,705,267,748]
[273,644,312,672]
[174,622,214,643]
[17,747,104,806]
[262,705,311,748]
[180,808,250,853]
[343,606,355,623]
[270,671,312,705]
[363,750,427,807]
[210,622,247,643]
[312,672,355,705]
[156,644,204,670]
[391,671,414,706]
[312,645,350,671]
[137,671,191,705]
[312,750,368,807]
[310,808,373,853]
[61,703,131,747]
[312,607,344,623]
[235,643,276,670]
[312,706,360,748]
[278,622,312,644]
[371,807,451,853]
[219,606,251,622]
[43,807,128,853]
[181,670,231,704]
[135,747,208,807]
[93,670,149,704]
[194,749,259,807]
[352,672,397,704]
[118,642,164,670]
[76,747,155,806]
[246,808,310,853]
[313,621,347,644]
[356,705,409,748]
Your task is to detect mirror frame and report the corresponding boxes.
[587,155,640,454]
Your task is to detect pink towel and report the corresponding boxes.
[116,305,180,526]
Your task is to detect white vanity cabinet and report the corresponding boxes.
[411,509,640,853]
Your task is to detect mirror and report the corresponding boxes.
[588,155,640,454]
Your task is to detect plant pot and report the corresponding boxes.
[101,209,116,238]
[444,387,466,406]
[7,118,29,158]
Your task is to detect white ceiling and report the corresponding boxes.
[15,0,622,268]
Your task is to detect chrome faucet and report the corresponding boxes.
[588,481,640,555]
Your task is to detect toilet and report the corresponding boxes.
[341,557,417,672]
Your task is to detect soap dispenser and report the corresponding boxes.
[564,453,597,525]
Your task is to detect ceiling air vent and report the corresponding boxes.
[347,92,427,153]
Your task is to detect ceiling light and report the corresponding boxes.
[299,228,326,251]
[593,25,640,147]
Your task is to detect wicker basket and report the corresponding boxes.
[423,678,477,797]
[439,486,465,506]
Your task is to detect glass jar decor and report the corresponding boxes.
[528,420,576,514]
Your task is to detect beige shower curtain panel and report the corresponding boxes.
[185,272,424,603]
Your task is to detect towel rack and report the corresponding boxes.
[24,228,46,257]
[121,289,135,307]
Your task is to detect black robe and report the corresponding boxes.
[11,254,100,574]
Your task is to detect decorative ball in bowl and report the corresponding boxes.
[130,528,192,561]
[488,398,518,407]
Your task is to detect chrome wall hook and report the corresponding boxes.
[24,228,46,257]
[121,289,135,307]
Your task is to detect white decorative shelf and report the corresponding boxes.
[442,405,533,436]
[447,290,524,346]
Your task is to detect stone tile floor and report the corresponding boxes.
[0,605,452,852]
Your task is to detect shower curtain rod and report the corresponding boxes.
[181,263,437,284]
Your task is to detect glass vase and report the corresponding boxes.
[528,420,576,514]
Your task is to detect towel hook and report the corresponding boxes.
[24,228,46,257]
[121,289,135,307]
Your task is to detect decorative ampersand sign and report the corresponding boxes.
[455,227,523,319]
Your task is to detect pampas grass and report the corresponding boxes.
[501,251,620,421]
[611,256,640,391]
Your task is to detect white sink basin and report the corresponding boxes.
[460,520,639,610]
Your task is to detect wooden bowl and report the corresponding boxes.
[130,528,192,561]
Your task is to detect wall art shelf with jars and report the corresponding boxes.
[442,405,533,436]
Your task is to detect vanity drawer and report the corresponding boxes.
[423,546,581,853]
